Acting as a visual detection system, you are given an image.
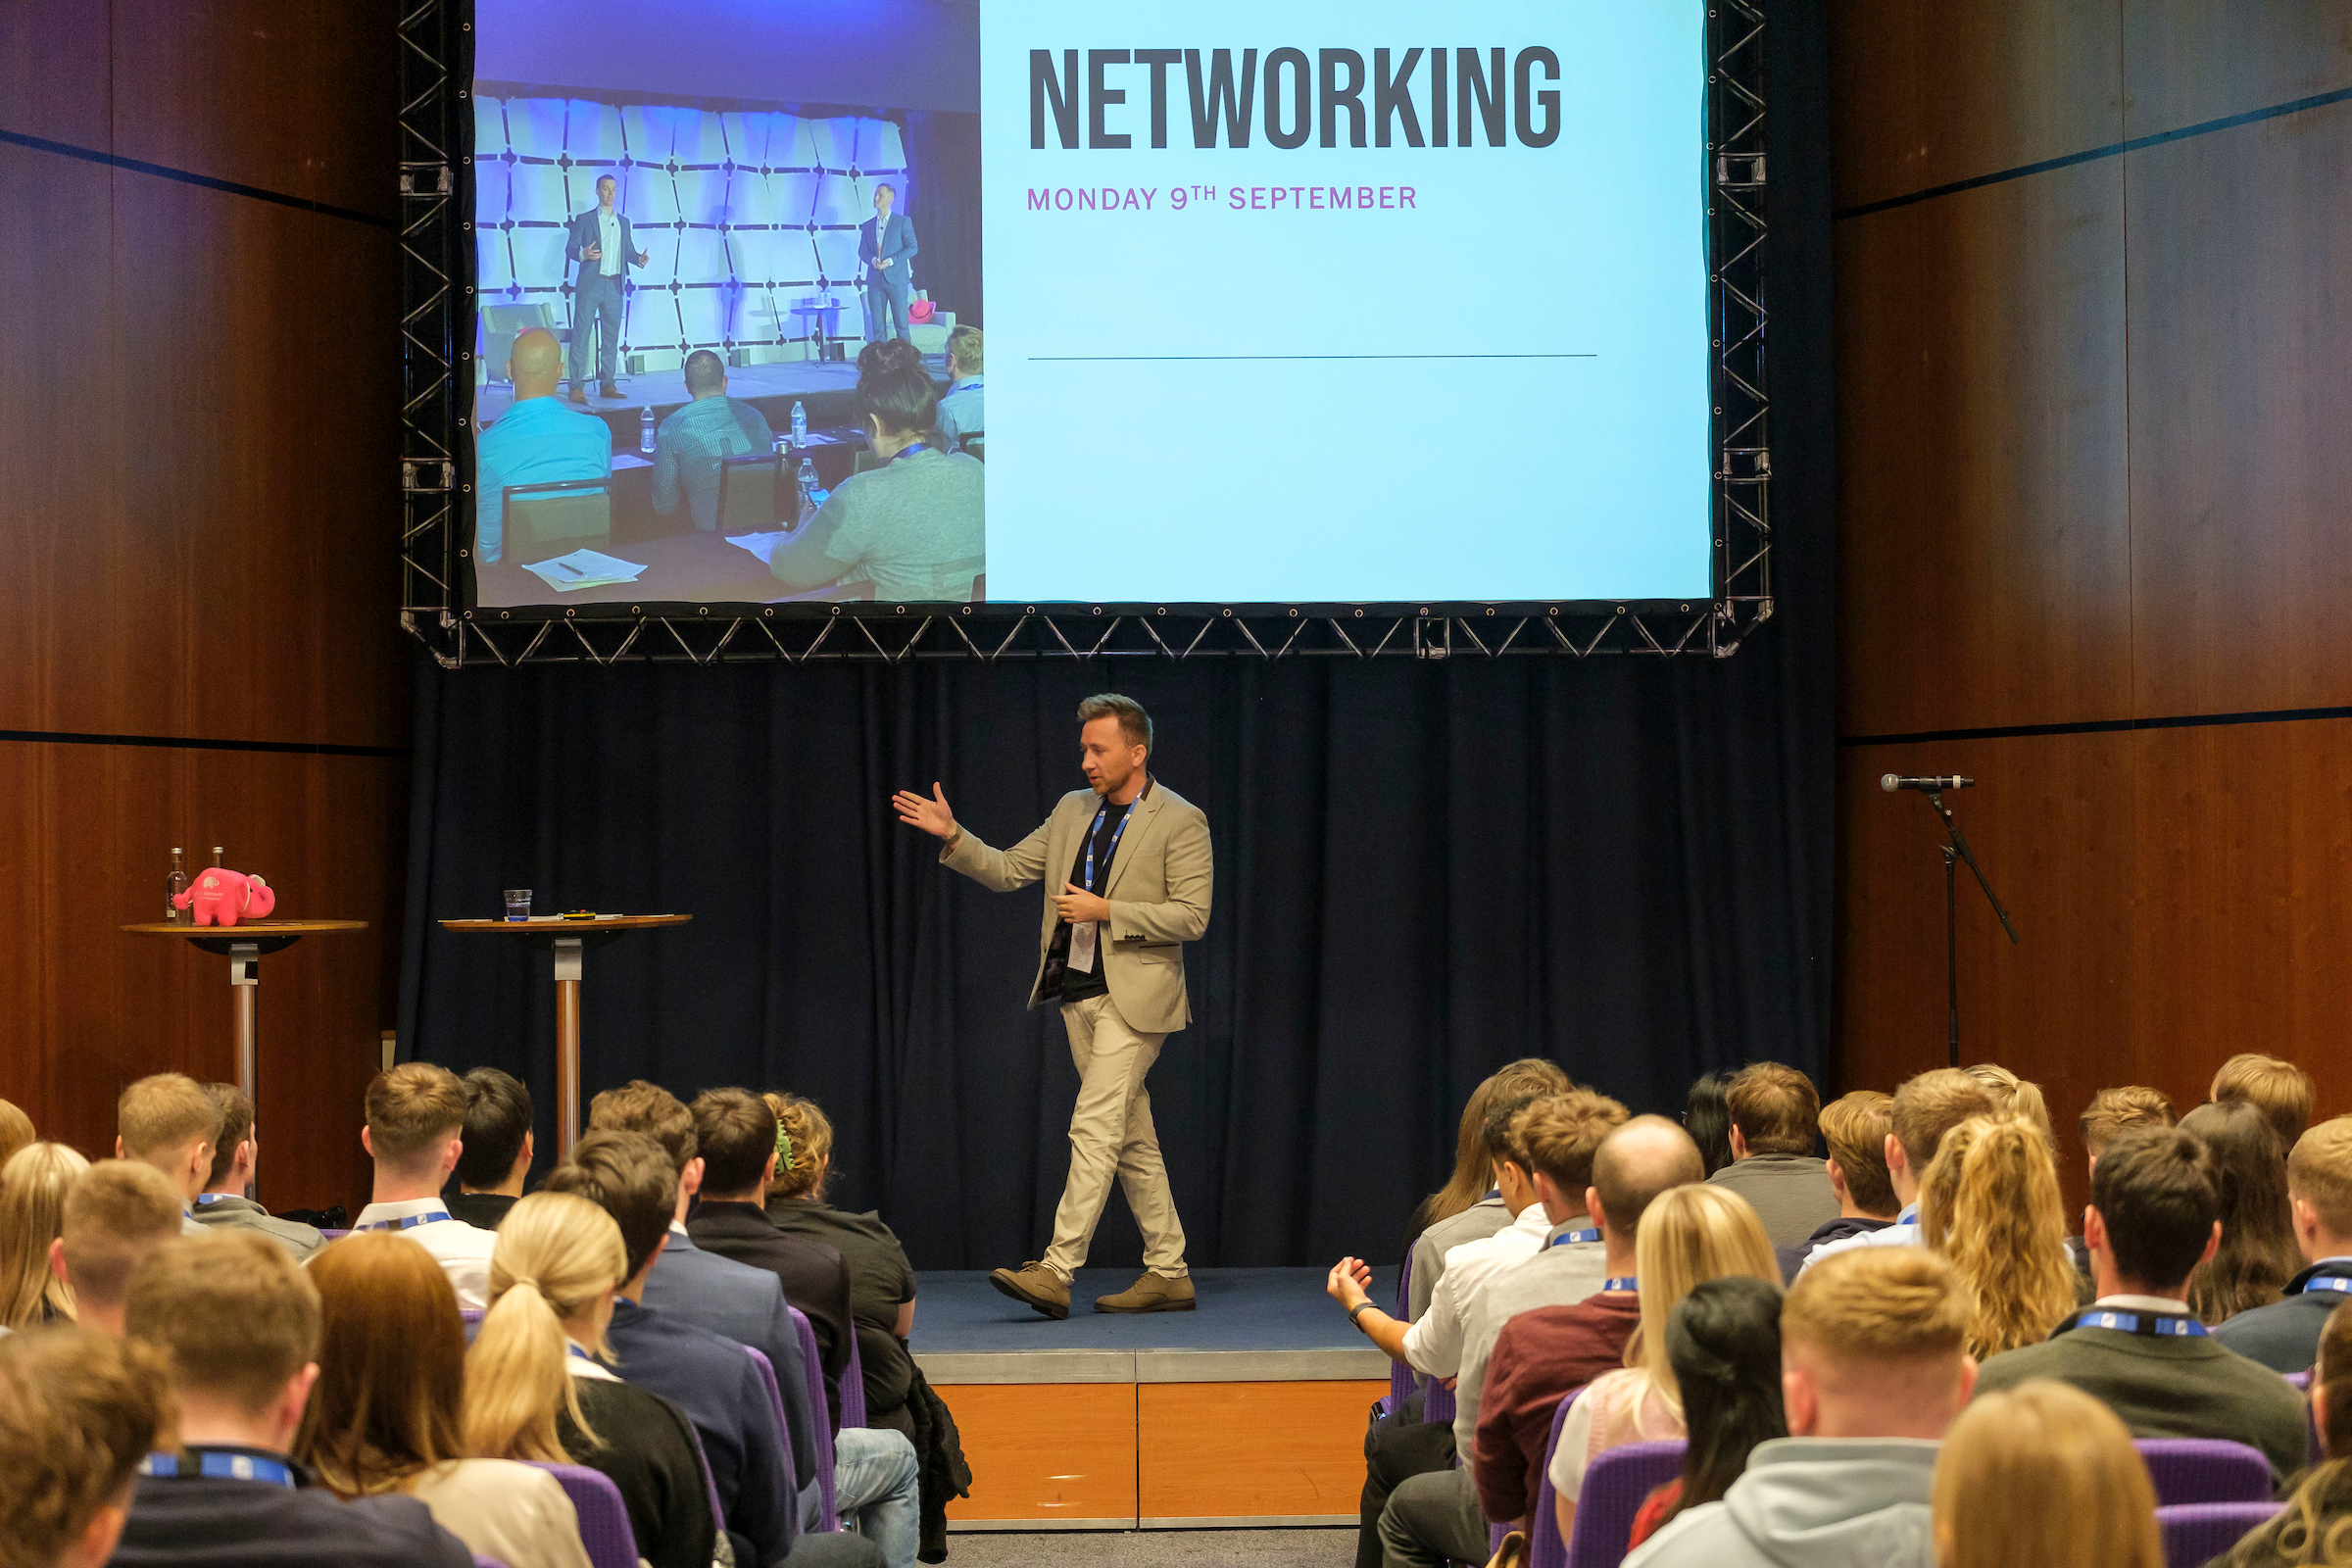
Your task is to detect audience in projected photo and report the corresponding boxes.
[768,340,984,603]
[654,350,777,534]
[935,326,983,456]
[474,326,612,566]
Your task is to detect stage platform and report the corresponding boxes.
[912,1268,1393,1531]
[473,351,946,427]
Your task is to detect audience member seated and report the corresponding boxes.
[54,1162,185,1337]
[1972,1125,2307,1481]
[353,1063,498,1309]
[1918,1114,2081,1358]
[654,349,777,533]
[935,327,984,455]
[2218,1115,2352,1374]
[1547,1184,1780,1546]
[1,1141,89,1328]
[2212,1052,2317,1155]
[1625,1248,1974,1568]
[476,326,612,567]
[685,1090,857,1425]
[1776,1091,1898,1282]
[1800,1068,1994,1275]
[447,1066,534,1230]
[589,1080,820,1505]
[113,1230,475,1567]
[1707,1063,1838,1248]
[768,340,985,603]
[1407,1059,1574,1323]
[2214,1298,2352,1567]
[1931,1378,2162,1568]
[1626,1276,1787,1549]
[1960,1063,2054,1148]
[2075,1086,2179,1280]
[2183,1099,2302,1324]
[1474,1113,1702,1529]
[0,1096,32,1167]
[0,1324,175,1568]
[189,1084,321,1259]
[545,1137,890,1568]
[1328,1086,1560,1568]
[296,1232,589,1568]
[1683,1071,1737,1178]
[464,1188,718,1568]
[115,1073,220,1227]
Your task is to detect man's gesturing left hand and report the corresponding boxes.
[1052,883,1110,924]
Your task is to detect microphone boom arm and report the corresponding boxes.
[1923,788,2020,944]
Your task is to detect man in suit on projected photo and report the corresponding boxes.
[564,173,649,402]
[894,694,1211,1318]
[858,182,918,345]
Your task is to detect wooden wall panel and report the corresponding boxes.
[2125,102,2352,717]
[1835,161,2132,739]
[1138,1381,1385,1522]
[0,1,111,149]
[936,1384,1137,1525]
[2123,0,2352,140]
[1827,0,2121,213]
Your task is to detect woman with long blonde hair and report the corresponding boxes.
[1935,1378,2163,1568]
[0,1142,89,1327]
[294,1232,589,1568]
[1548,1183,1781,1542]
[465,1192,716,1568]
[1919,1114,2080,1358]
[1412,1058,1574,1235]
[1962,1063,2054,1149]
[2218,1299,2352,1566]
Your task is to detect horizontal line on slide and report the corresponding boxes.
[1028,353,1597,362]
[0,127,395,230]
[1839,704,2352,747]
[1833,82,2352,221]
[0,728,408,759]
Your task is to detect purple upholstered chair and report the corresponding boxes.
[2134,1440,2275,1506]
[787,1306,841,1530]
[473,1558,508,1568]
[1562,1441,1687,1568]
[1427,1379,1457,1429]
[841,1335,867,1429]
[527,1462,637,1568]
[683,1416,728,1537]
[741,1345,817,1537]
[460,1307,483,1327]
[2288,1369,2313,1390]
[1379,1247,1416,1420]
[318,1228,351,1241]
[2156,1502,2282,1568]
[1523,1390,1581,1568]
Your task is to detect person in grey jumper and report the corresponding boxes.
[1706,1062,1839,1249]
[1626,1246,1975,1568]
[188,1084,321,1260]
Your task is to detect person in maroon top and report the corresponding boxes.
[1473,1119,1702,1524]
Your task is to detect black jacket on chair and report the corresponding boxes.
[688,1199,857,1430]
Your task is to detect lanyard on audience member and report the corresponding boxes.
[2059,1308,2209,1339]
[1083,801,1134,893]
[141,1449,300,1488]
[1602,1277,1639,1293]
[358,1211,452,1232]
[2298,1276,2352,1298]
[1550,1228,1601,1247]
[888,441,929,465]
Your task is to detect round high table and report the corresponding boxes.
[122,919,370,1104]
[438,914,692,1155]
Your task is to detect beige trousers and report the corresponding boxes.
[1042,993,1190,1281]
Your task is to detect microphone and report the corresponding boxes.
[1882,774,1974,793]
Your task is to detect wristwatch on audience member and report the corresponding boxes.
[1348,1301,1379,1332]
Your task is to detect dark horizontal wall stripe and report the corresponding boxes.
[0,728,407,759]
[0,127,395,231]
[1841,704,2352,748]
[1834,83,2352,221]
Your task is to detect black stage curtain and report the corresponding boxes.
[397,10,1831,1272]
[900,112,982,328]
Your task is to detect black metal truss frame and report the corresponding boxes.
[399,0,1770,665]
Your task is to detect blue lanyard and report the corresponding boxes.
[567,1344,599,1364]
[1550,1229,1601,1247]
[2064,1308,2209,1339]
[358,1211,452,1232]
[142,1449,298,1488]
[1082,801,1134,894]
[888,441,928,465]
[1896,1211,1920,1226]
[193,1194,229,1206]
[2300,1276,2352,1298]
[1602,1277,1639,1293]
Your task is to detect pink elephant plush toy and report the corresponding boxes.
[173,868,275,928]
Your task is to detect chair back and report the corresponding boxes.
[525,1462,637,1568]
[959,431,983,462]
[716,453,782,531]
[2135,1439,2276,1506]
[2157,1501,2282,1568]
[1562,1440,1687,1568]
[788,1307,840,1530]
[1527,1392,1579,1568]
[1425,1379,1456,1429]
[841,1335,868,1429]
[1384,1247,1416,1417]
[460,1307,483,1326]
[682,1411,728,1537]
[504,479,612,564]
[318,1228,351,1241]
[739,1346,801,1524]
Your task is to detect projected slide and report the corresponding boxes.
[467,0,1710,610]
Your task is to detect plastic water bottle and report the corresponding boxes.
[797,458,819,514]
[790,401,808,448]
[639,407,656,455]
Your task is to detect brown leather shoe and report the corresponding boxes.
[989,1261,1070,1320]
[566,384,588,404]
[1095,1272,1196,1313]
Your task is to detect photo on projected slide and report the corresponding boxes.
[466,0,1714,612]
[468,0,987,609]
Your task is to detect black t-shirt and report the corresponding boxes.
[1043,794,1135,1004]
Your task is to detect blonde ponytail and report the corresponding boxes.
[463,1192,625,1461]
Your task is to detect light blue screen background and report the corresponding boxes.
[981,0,1711,604]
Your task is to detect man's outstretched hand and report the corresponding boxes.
[893,782,957,841]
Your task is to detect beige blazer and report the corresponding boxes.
[941,778,1212,1033]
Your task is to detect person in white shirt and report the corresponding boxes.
[348,1063,498,1309]
[1798,1068,1992,1277]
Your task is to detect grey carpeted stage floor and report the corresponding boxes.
[909,1267,1399,1354]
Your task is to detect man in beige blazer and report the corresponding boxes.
[893,693,1211,1318]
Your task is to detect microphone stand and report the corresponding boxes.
[1915,787,2020,1069]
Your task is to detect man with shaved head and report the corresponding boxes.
[473,324,612,564]
[653,348,776,534]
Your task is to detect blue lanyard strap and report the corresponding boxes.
[1550,1229,1601,1247]
[142,1449,299,1488]
[358,1211,451,1232]
[1082,802,1134,894]
[2300,1276,2352,1298]
[1602,1276,1639,1292]
[1896,1212,1920,1226]
[566,1344,599,1364]
[2063,1308,2209,1339]
[888,441,929,464]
